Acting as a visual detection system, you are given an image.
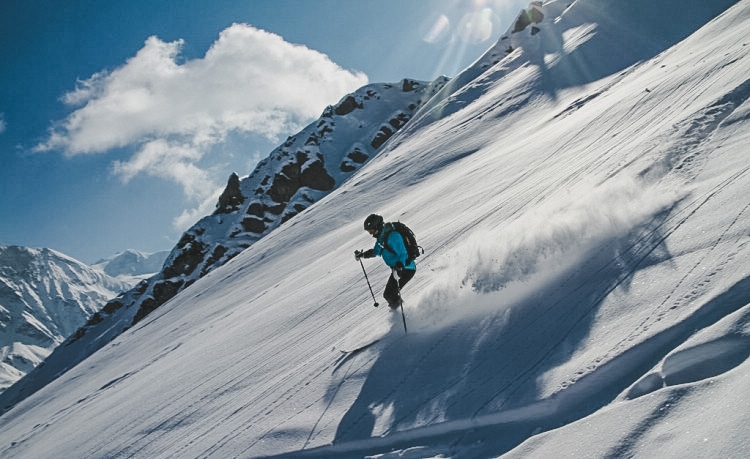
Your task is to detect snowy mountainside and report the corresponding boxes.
[131,77,446,327]
[0,245,130,393]
[0,0,748,458]
[0,77,448,413]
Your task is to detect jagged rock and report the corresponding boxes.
[281,211,298,224]
[334,95,363,116]
[266,203,286,215]
[214,172,244,215]
[388,112,412,130]
[305,133,320,146]
[269,171,298,203]
[402,79,420,92]
[152,280,184,305]
[371,126,394,149]
[246,203,264,217]
[348,148,368,163]
[300,159,335,191]
[85,312,104,327]
[161,234,207,279]
[204,245,228,274]
[268,153,335,203]
[131,297,158,324]
[101,300,124,315]
[512,2,545,34]
[241,216,266,233]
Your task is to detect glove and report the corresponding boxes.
[391,263,404,280]
[393,262,404,279]
[355,249,374,260]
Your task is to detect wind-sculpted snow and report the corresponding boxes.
[625,277,750,399]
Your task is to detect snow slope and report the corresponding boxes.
[0,0,748,457]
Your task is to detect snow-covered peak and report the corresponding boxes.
[92,249,169,280]
[0,244,130,392]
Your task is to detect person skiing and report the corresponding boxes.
[355,214,416,309]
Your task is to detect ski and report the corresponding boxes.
[334,339,381,372]
[339,338,381,355]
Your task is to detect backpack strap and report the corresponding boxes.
[380,223,397,256]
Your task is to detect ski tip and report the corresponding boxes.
[340,339,381,354]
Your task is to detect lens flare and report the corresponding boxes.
[423,14,452,44]
[458,7,500,44]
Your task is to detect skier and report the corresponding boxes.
[355,214,416,309]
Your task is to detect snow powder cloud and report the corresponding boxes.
[410,175,681,331]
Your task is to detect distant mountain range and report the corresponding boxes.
[0,245,167,392]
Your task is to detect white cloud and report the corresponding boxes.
[112,139,213,201]
[0,113,6,134]
[41,24,367,155]
[36,23,368,226]
[173,195,222,232]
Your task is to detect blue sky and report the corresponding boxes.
[0,0,527,263]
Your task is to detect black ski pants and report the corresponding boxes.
[383,268,415,308]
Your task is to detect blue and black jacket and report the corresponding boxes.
[372,228,417,271]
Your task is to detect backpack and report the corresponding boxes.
[383,221,423,263]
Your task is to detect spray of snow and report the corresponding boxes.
[410,174,681,331]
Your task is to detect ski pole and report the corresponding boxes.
[359,258,379,307]
[398,300,407,334]
[394,270,408,334]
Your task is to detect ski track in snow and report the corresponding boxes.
[1,1,750,458]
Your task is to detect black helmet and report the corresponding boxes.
[364,214,384,232]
